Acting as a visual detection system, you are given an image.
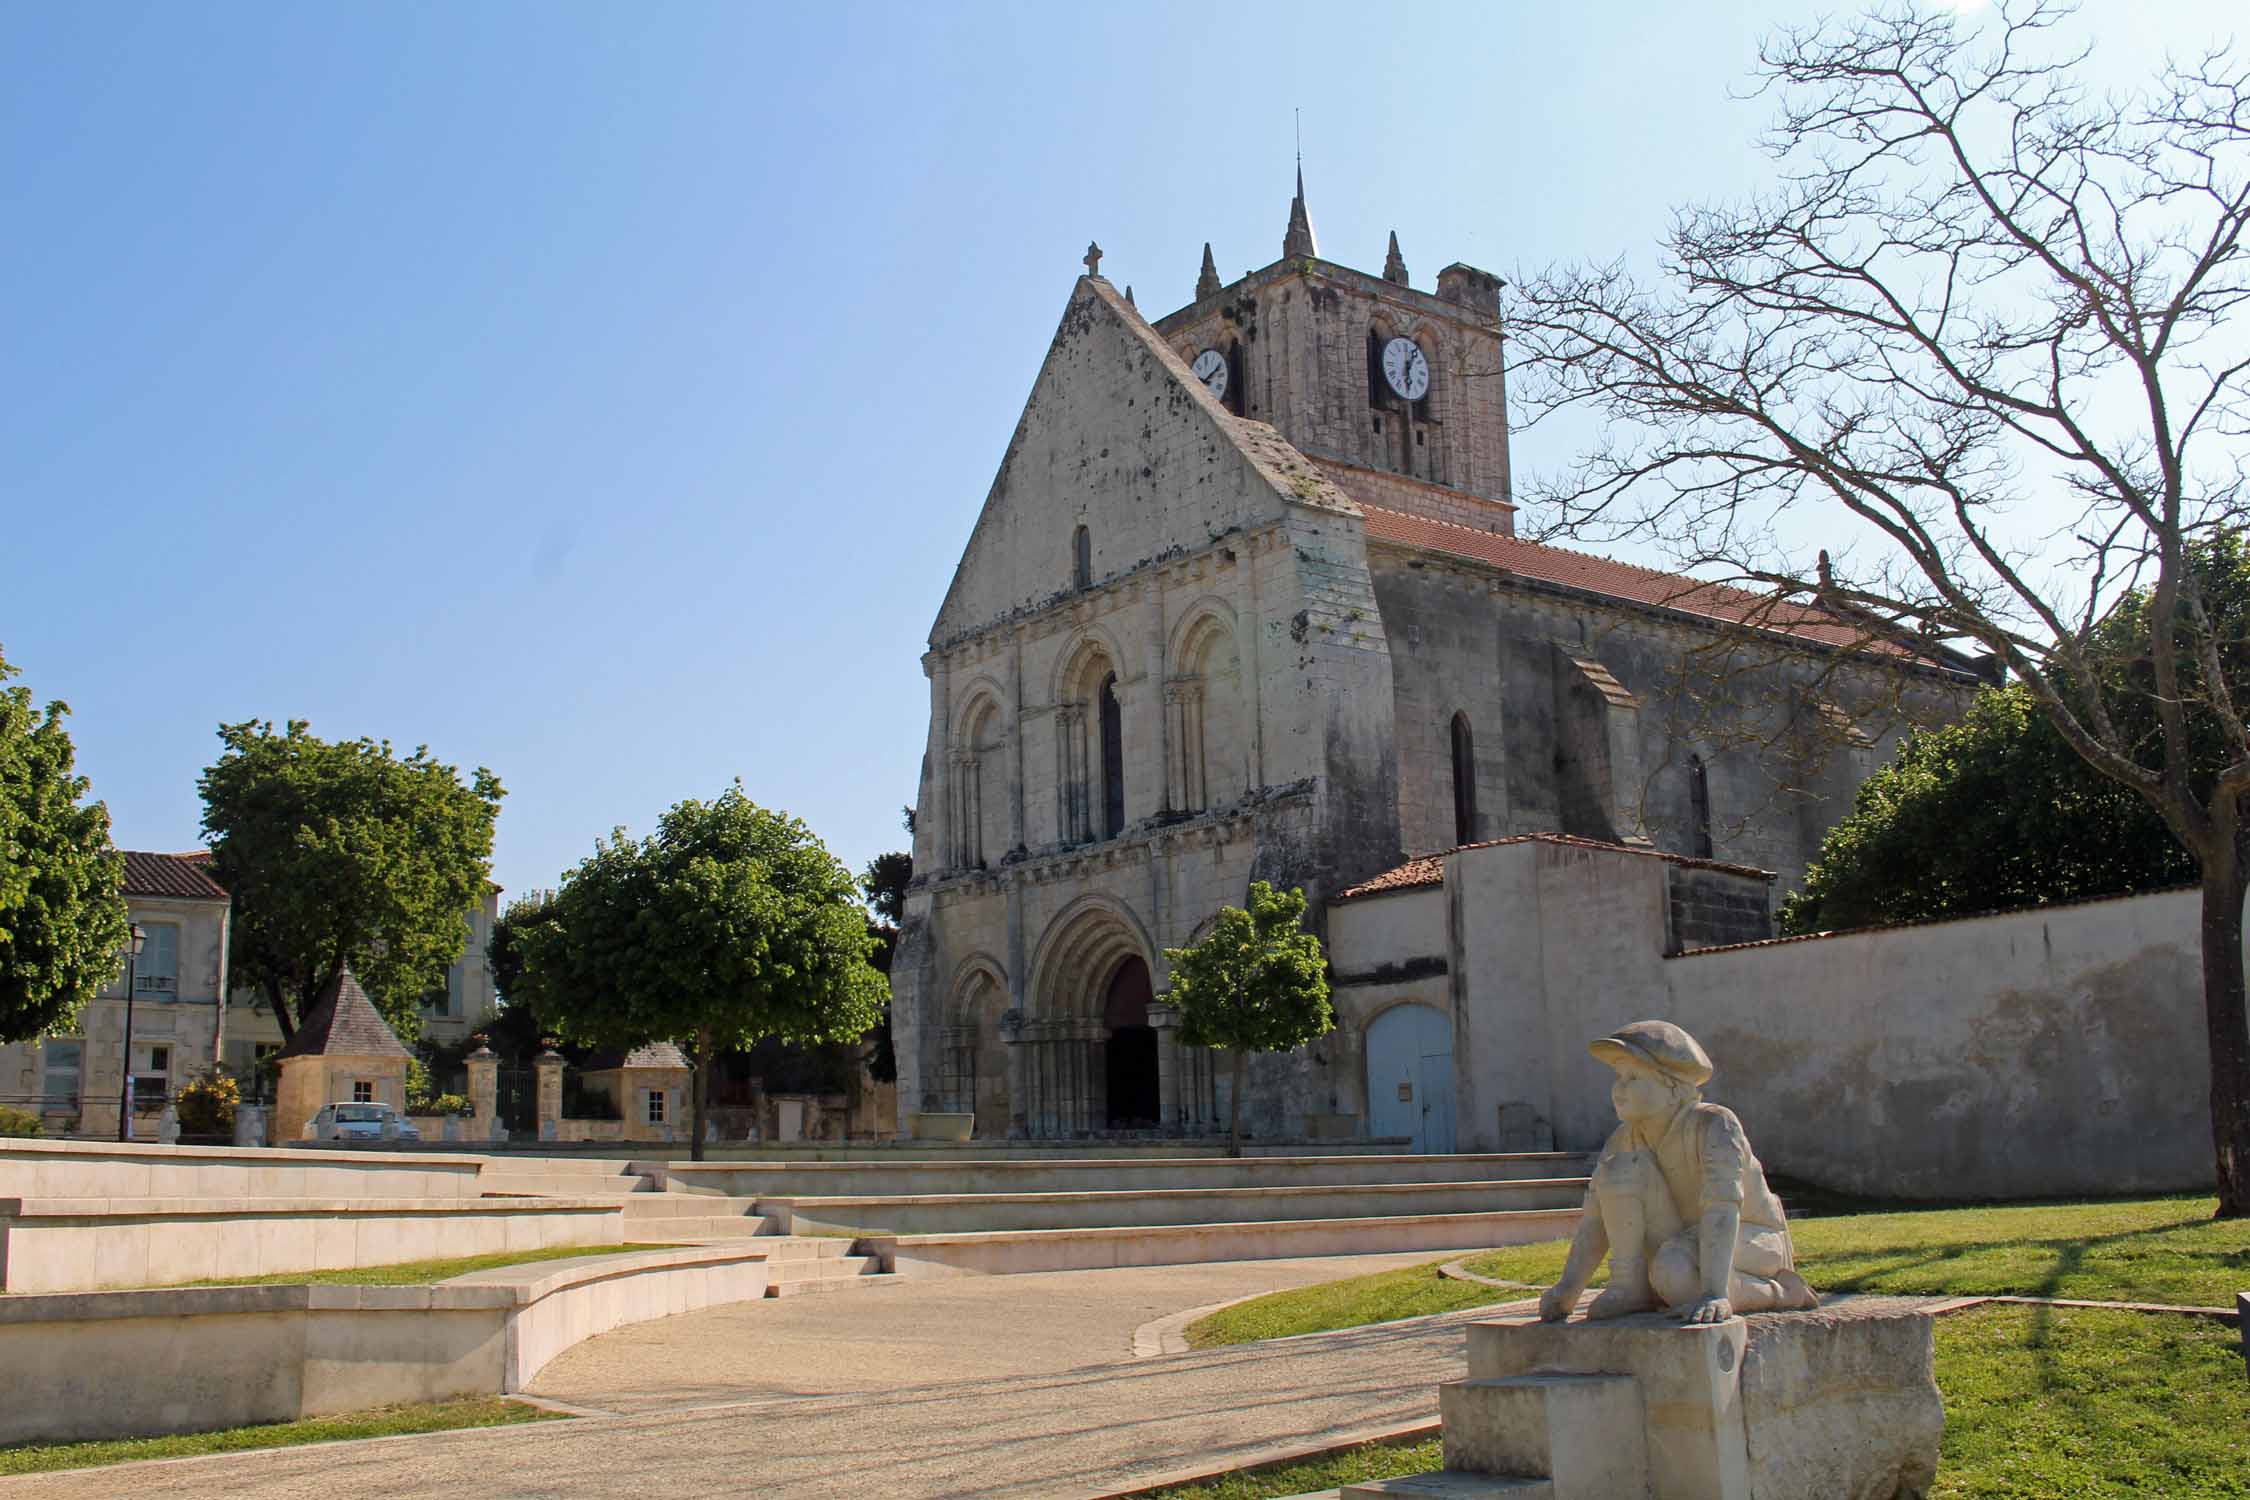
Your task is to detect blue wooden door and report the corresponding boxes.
[1365,1003,1456,1153]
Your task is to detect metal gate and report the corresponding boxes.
[1365,1002,1456,1153]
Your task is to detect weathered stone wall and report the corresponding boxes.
[1367,547,1972,892]
[1380,835,2218,1199]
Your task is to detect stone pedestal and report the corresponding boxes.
[234,1104,267,1147]
[1350,1299,1942,1500]
[534,1050,564,1141]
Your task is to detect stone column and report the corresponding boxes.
[535,1050,565,1142]
[466,1046,500,1142]
[1055,707,1085,843]
[1001,1009,1028,1139]
[1084,1019,1109,1133]
[1149,1002,1183,1134]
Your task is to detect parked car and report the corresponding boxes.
[305,1101,420,1143]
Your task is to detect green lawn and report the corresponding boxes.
[1142,1305,2250,1500]
[1190,1196,2244,1350]
[0,1398,563,1477]
[1460,1195,2247,1307]
[172,1243,685,1288]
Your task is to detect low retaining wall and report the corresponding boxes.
[0,1138,487,1201]
[0,1196,624,1293]
[864,1206,1581,1277]
[0,1245,769,1444]
[766,1177,1589,1236]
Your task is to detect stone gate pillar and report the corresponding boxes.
[535,1049,565,1142]
[467,1045,499,1141]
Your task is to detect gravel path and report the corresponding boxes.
[7,1254,1479,1500]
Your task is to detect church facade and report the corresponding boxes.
[891,182,1979,1143]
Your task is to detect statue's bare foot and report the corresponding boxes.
[1585,1283,1658,1319]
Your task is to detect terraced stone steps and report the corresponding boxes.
[755,1176,1588,1237]
[654,1151,1594,1200]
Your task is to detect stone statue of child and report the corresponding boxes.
[1539,1020,1819,1325]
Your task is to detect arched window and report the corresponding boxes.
[1689,754,1714,859]
[1072,526,1091,590]
[1099,673,1125,838]
[1451,713,1477,846]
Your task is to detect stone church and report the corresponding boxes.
[891,177,1979,1144]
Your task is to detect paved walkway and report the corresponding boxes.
[10,1254,1484,1500]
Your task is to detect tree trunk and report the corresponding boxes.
[689,1030,710,1164]
[2197,859,2250,1217]
[1227,1049,1246,1159]
[266,977,295,1043]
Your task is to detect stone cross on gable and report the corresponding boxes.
[1083,241,1103,277]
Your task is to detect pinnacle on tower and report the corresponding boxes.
[1196,242,1222,300]
[1383,230,1409,286]
[1283,162,1318,261]
[1124,284,1136,307]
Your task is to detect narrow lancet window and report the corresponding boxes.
[1072,526,1092,590]
[1451,713,1477,846]
[1100,673,1125,839]
[1689,754,1714,859]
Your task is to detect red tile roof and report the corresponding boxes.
[121,851,228,901]
[1333,833,1774,903]
[1357,505,1918,657]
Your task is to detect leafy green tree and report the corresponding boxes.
[857,849,911,1086]
[1783,685,2196,933]
[199,720,503,1044]
[1163,881,1334,1155]
[516,787,888,1160]
[486,890,558,1013]
[0,647,127,1043]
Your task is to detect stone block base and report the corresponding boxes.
[1449,1296,1942,1500]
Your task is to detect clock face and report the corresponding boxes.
[1191,348,1229,400]
[1381,337,1430,401]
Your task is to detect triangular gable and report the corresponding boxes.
[931,276,1353,644]
[275,967,411,1060]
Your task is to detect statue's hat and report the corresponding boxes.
[1589,1020,1713,1088]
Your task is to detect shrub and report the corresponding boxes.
[0,1105,42,1137]
[427,1092,473,1117]
[405,1057,435,1113]
[173,1073,240,1136]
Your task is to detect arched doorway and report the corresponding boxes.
[1103,956,1158,1128]
[1366,1002,1456,1153]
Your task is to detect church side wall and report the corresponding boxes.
[1367,551,1974,892]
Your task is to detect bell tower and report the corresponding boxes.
[1152,172,1514,534]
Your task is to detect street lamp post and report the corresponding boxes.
[116,923,147,1143]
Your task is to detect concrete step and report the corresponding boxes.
[766,1271,898,1297]
[619,1193,758,1219]
[663,1151,1595,1200]
[867,1207,1580,1278]
[758,1178,1589,1237]
[625,1215,773,1240]
[1343,1475,1551,1498]
[477,1175,652,1199]
[759,1235,859,1261]
[1438,1374,1646,1495]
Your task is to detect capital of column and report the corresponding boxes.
[1147,1001,1182,1032]
[1163,680,1204,706]
[1055,704,1085,730]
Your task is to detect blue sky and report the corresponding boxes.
[2,0,2237,904]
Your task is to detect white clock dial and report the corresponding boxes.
[1381,337,1430,401]
[1191,348,1229,400]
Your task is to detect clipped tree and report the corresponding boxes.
[199,720,503,1044]
[1785,684,2196,934]
[0,647,128,1044]
[1163,881,1334,1155]
[516,787,888,1161]
[856,846,913,1086]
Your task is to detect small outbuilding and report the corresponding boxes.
[581,1043,693,1142]
[272,967,413,1140]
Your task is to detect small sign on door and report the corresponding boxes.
[1397,1081,1414,1102]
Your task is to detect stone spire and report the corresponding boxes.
[1282,162,1318,261]
[1124,285,1136,307]
[1196,242,1222,300]
[1383,230,1409,286]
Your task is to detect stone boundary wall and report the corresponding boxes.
[1662,888,2212,1199]
[0,1246,768,1445]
